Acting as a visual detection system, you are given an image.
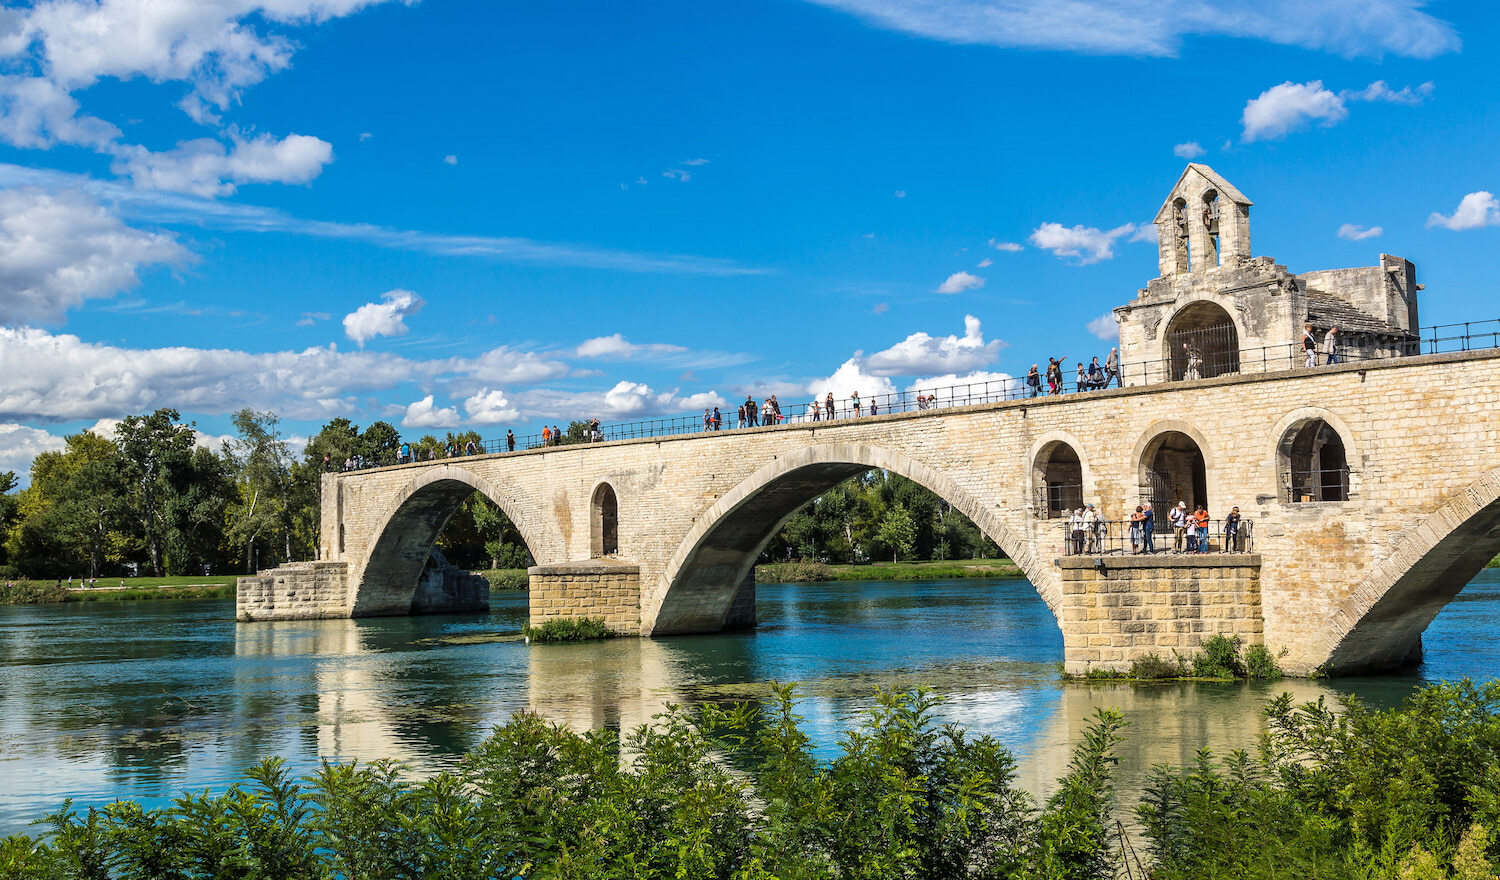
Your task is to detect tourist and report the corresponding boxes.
[1046,357,1065,394]
[1076,363,1087,393]
[1303,322,1318,368]
[506,430,516,452]
[1170,501,1188,552]
[736,403,746,429]
[851,391,861,416]
[1323,325,1341,365]
[761,399,774,426]
[712,407,722,430]
[1224,506,1242,552]
[541,426,552,446]
[770,395,782,423]
[1142,501,1156,553]
[1193,505,1211,552]
[703,409,712,431]
[1106,347,1120,387]
[825,391,836,419]
[1069,507,1086,555]
[465,439,479,456]
[1083,503,1102,553]
[811,399,821,421]
[1026,365,1041,397]
[745,395,758,427]
[1129,505,1146,553]
[1183,343,1202,381]
[553,426,562,446]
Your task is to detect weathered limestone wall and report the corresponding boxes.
[529,560,642,635]
[1057,555,1262,673]
[237,561,350,621]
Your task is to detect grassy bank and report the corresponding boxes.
[1,576,239,605]
[475,568,529,591]
[757,557,1022,583]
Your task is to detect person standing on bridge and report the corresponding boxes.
[1170,502,1188,552]
[506,430,515,452]
[713,407,722,430]
[1106,347,1120,387]
[1303,322,1318,368]
[825,391,836,419]
[1083,504,1101,553]
[1142,501,1156,553]
[1193,505,1211,552]
[1076,363,1087,393]
[850,391,861,416]
[1323,325,1341,365]
[1224,506,1242,552]
[1129,506,1145,553]
[1026,365,1041,398]
[703,409,712,431]
[1069,508,1086,555]
[745,395,758,427]
[541,426,551,446]
[399,442,410,464]
[811,399,821,421]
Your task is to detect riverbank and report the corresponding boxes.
[756,557,1022,582]
[0,576,239,604]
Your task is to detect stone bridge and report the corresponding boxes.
[238,349,1500,676]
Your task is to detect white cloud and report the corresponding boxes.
[663,168,692,182]
[342,288,424,347]
[443,154,457,166]
[863,314,1004,376]
[574,333,688,360]
[358,132,373,142]
[1241,79,1434,142]
[906,370,1016,400]
[295,311,331,326]
[1029,221,1138,264]
[893,189,906,198]
[1129,223,1158,243]
[0,187,189,325]
[976,257,993,268]
[1087,313,1119,341]
[988,238,1023,252]
[1337,223,1383,241]
[873,302,889,314]
[806,359,898,403]
[935,271,984,294]
[402,395,459,429]
[0,74,119,150]
[797,0,1458,59]
[517,381,724,421]
[0,423,66,479]
[459,346,571,386]
[111,132,335,197]
[1173,141,1205,159]
[1427,192,1500,231]
[463,388,519,425]
[680,158,710,166]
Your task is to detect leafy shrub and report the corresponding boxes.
[477,568,529,591]
[524,616,613,642]
[0,580,68,605]
[1191,634,1246,679]
[1244,643,1284,680]
[755,560,834,582]
[1131,653,1186,680]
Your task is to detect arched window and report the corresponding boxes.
[1164,301,1240,380]
[1202,189,1221,267]
[1280,420,1349,502]
[591,483,619,556]
[1033,441,1084,519]
[1171,198,1190,273]
[1143,431,1206,528]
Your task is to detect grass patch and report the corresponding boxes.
[69,584,237,602]
[523,616,614,642]
[757,557,1022,583]
[1067,638,1285,682]
[0,578,237,605]
[475,568,529,591]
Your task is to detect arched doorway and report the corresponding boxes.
[1143,431,1207,528]
[1164,301,1240,380]
[1279,420,1349,502]
[592,483,619,556]
[1033,440,1084,519]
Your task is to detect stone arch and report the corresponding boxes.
[1029,431,1095,519]
[1163,299,1241,380]
[647,443,1048,635]
[350,465,545,616]
[591,482,619,557]
[1318,468,1500,674]
[1134,420,1216,527]
[1269,407,1361,504]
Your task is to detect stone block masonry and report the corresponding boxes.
[529,559,642,635]
[1056,555,1262,675]
[237,561,351,621]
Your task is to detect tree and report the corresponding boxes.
[163,446,237,575]
[357,421,401,464]
[226,409,294,572]
[0,471,17,570]
[7,432,130,578]
[875,504,917,562]
[115,409,198,577]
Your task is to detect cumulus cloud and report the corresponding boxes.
[342,288,424,347]
[0,74,119,150]
[806,358,898,403]
[574,334,688,360]
[0,187,189,325]
[0,423,67,480]
[1241,79,1434,142]
[1427,192,1500,231]
[906,370,1016,400]
[796,0,1458,59]
[463,388,520,425]
[111,132,335,197]
[1087,313,1120,340]
[1337,223,1383,240]
[517,381,724,421]
[1029,221,1139,264]
[988,238,1023,252]
[443,154,457,166]
[863,314,1004,376]
[935,271,984,294]
[402,395,459,429]
[1173,141,1205,159]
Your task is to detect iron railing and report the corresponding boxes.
[330,318,1500,472]
[1059,518,1253,556]
[1281,467,1351,503]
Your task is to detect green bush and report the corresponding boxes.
[1191,634,1247,679]
[1244,643,1284,680]
[754,560,835,582]
[524,616,614,642]
[477,568,529,591]
[1130,653,1186,680]
[0,580,68,605]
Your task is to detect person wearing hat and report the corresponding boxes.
[1069,507,1086,555]
[1169,501,1189,552]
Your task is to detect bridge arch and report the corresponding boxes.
[1029,430,1095,519]
[350,465,547,616]
[1318,468,1500,674]
[647,442,1051,636]
[1133,420,1217,518]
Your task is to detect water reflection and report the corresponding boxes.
[0,572,1496,835]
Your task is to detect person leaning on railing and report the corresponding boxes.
[1224,507,1243,552]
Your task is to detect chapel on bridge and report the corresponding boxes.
[1113,164,1421,383]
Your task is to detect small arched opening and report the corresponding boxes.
[592,483,619,557]
[1033,441,1084,519]
[1143,431,1207,528]
[1172,197,1190,273]
[1164,301,1240,380]
[1201,189,1221,267]
[1280,420,1349,503]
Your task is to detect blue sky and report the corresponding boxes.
[0,0,1496,475]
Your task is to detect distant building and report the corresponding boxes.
[1115,164,1420,382]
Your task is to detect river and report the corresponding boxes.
[2,571,1498,836]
